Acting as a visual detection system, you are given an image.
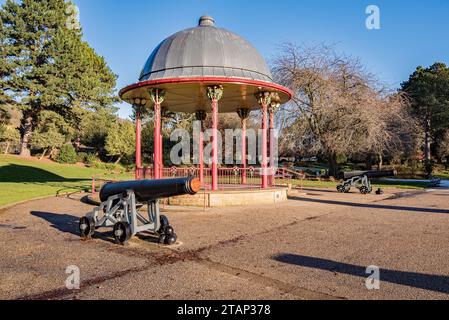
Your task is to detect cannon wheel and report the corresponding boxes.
[360,186,369,195]
[113,222,132,245]
[164,225,174,235]
[158,233,167,244]
[165,233,177,245]
[160,215,169,228]
[343,185,351,193]
[79,216,95,239]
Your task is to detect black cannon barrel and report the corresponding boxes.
[341,170,397,180]
[99,177,201,203]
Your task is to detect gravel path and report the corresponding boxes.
[0,187,448,300]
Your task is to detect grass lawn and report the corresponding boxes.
[284,178,429,190]
[0,155,133,207]
[435,169,449,180]
[0,155,435,208]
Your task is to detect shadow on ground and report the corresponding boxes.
[289,196,449,214]
[31,211,80,235]
[274,254,449,294]
[0,164,87,183]
[30,211,161,245]
[31,211,116,244]
[1,164,92,196]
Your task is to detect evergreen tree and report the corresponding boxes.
[0,104,21,154]
[29,110,72,159]
[0,13,13,106]
[105,120,135,164]
[0,125,20,154]
[0,0,117,157]
[401,63,449,175]
[79,108,117,154]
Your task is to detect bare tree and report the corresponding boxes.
[436,130,449,165]
[272,43,414,176]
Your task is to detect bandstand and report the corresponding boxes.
[119,16,292,204]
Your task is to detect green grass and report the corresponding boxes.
[435,169,449,180]
[282,178,429,190]
[0,154,435,208]
[0,155,133,207]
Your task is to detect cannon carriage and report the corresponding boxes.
[337,170,397,195]
[79,177,201,245]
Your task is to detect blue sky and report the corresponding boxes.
[3,0,449,119]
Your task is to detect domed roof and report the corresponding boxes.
[139,16,273,83]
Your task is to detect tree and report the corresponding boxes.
[105,120,136,164]
[0,125,20,154]
[272,43,412,176]
[50,29,118,146]
[29,110,72,159]
[436,130,449,165]
[401,63,449,175]
[0,0,117,157]
[79,108,117,154]
[365,93,417,170]
[56,143,77,163]
[0,104,21,154]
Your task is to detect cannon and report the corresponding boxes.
[336,170,397,195]
[79,177,201,245]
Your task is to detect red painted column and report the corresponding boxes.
[195,111,206,185]
[242,118,247,185]
[135,109,142,180]
[211,99,218,190]
[257,92,271,189]
[268,95,280,187]
[150,89,165,180]
[160,120,163,178]
[199,125,204,184]
[237,108,250,185]
[269,110,275,187]
[261,104,268,189]
[154,103,161,179]
[207,86,223,192]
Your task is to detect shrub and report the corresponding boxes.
[56,144,78,164]
[424,160,434,178]
[88,159,107,170]
[77,152,88,163]
[86,153,98,165]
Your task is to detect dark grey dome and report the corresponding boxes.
[139,16,273,83]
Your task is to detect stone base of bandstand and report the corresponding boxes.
[85,188,289,208]
[165,187,288,208]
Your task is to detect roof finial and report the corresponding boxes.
[199,15,215,27]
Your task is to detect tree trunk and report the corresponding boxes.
[114,156,122,165]
[20,116,33,157]
[377,153,383,171]
[74,136,81,151]
[424,117,432,178]
[39,148,48,160]
[328,153,339,178]
[4,142,10,155]
[424,118,431,162]
[49,147,55,159]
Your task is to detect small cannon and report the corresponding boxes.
[336,170,397,195]
[79,177,201,245]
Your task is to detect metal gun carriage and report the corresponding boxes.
[337,170,397,194]
[79,177,201,245]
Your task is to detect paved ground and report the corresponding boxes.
[1,186,449,300]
